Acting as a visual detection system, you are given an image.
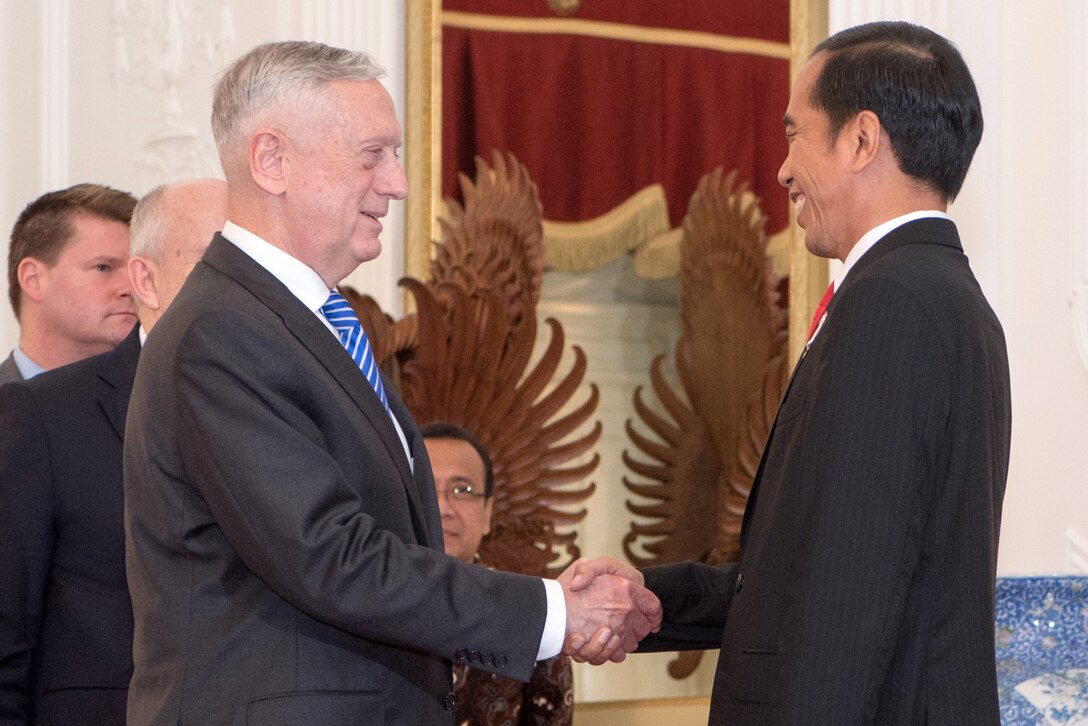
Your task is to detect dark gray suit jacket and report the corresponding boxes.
[641,219,1011,725]
[0,326,139,726]
[0,352,22,385]
[123,235,546,726]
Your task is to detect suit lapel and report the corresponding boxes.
[96,325,141,441]
[387,391,439,547]
[201,236,426,531]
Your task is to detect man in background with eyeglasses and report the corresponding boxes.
[423,423,573,725]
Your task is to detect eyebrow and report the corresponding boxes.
[355,133,403,150]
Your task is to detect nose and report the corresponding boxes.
[434,489,454,516]
[777,156,793,189]
[379,156,409,201]
[115,266,134,299]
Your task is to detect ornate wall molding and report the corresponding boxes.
[40,0,70,189]
[1071,0,1088,374]
[111,0,235,187]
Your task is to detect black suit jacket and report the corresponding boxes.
[123,235,547,726]
[0,326,139,726]
[642,219,1012,725]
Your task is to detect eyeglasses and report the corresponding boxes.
[436,484,488,503]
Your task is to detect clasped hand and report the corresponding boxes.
[557,556,662,665]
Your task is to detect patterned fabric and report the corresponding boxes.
[995,576,1088,724]
[320,290,390,414]
[452,655,573,726]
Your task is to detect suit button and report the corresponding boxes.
[735,573,744,593]
[454,648,469,662]
[481,652,495,666]
[469,650,481,663]
[444,692,456,710]
[495,654,507,669]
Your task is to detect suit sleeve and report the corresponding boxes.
[636,561,735,652]
[0,384,54,725]
[170,309,545,679]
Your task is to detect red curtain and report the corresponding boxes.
[442,0,790,233]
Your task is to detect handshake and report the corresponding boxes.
[557,556,662,665]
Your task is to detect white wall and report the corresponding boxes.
[829,0,1088,576]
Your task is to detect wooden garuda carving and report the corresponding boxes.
[341,151,599,578]
[622,168,790,677]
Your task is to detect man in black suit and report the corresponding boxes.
[1,184,137,384]
[572,21,1011,725]
[122,40,660,726]
[0,179,228,726]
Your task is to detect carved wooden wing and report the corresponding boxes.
[623,167,788,678]
[431,150,545,335]
[624,168,787,568]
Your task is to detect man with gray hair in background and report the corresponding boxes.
[122,40,661,726]
[0,179,227,726]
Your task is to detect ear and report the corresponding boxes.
[847,110,883,173]
[17,257,47,303]
[482,498,494,536]
[248,129,289,196]
[128,257,161,311]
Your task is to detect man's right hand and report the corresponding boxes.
[556,557,661,665]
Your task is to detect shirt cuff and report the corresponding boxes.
[536,578,566,660]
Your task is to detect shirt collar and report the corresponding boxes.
[12,346,46,379]
[221,221,333,315]
[834,210,951,292]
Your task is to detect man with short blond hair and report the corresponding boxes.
[1,183,137,383]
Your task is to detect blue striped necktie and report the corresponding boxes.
[320,290,391,416]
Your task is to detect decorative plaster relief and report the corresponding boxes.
[111,0,235,185]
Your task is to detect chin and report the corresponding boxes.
[107,319,136,341]
[804,235,835,260]
[352,237,383,263]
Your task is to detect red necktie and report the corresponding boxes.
[807,283,835,340]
